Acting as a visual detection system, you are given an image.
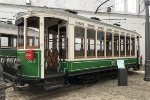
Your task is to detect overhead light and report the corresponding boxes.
[26,0,31,5]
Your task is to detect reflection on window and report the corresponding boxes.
[87,29,95,57]
[18,25,24,48]
[1,36,16,48]
[126,36,130,56]
[1,37,8,47]
[59,26,67,59]
[131,37,135,56]
[74,27,85,58]
[114,34,119,56]
[127,0,136,13]
[48,31,58,49]
[115,0,124,12]
[97,31,104,57]
[106,32,112,56]
[27,17,40,48]
[120,35,125,56]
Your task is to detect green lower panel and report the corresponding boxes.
[17,50,41,78]
[0,48,17,57]
[59,57,137,73]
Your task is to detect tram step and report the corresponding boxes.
[44,73,65,79]
[44,73,65,90]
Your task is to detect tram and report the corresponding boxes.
[0,9,141,89]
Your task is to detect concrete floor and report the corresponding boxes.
[5,67,150,100]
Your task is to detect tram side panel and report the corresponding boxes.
[17,50,41,79]
[59,57,138,75]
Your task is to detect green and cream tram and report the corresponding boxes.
[1,9,141,88]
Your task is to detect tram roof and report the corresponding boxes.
[0,21,17,35]
[18,8,141,37]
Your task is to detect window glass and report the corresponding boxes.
[120,35,125,56]
[115,0,124,12]
[114,34,119,56]
[18,25,24,48]
[27,17,40,48]
[106,32,112,56]
[127,0,136,13]
[1,37,8,47]
[131,37,135,56]
[87,29,95,57]
[59,26,67,59]
[74,27,85,58]
[126,36,130,56]
[1,36,17,48]
[97,31,104,57]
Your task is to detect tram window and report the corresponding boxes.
[1,36,16,48]
[18,24,24,48]
[28,37,34,46]
[59,26,67,59]
[11,37,17,47]
[74,26,85,58]
[126,36,130,56]
[120,35,125,56]
[27,17,40,48]
[35,37,39,46]
[97,31,104,57]
[131,37,135,56]
[114,34,119,56]
[87,29,95,57]
[1,37,8,47]
[106,32,112,56]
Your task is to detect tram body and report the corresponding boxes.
[0,9,141,88]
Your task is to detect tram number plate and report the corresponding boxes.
[117,60,125,69]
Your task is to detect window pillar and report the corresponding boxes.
[104,31,106,58]
[119,33,120,57]
[67,24,74,59]
[95,30,97,58]
[85,28,87,58]
[24,18,27,49]
[112,33,114,57]
[125,34,126,57]
[0,33,1,49]
[40,17,44,79]
[130,36,131,56]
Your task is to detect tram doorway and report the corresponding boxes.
[44,17,67,76]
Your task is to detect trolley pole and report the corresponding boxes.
[144,0,150,81]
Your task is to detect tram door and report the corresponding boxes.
[45,24,66,75]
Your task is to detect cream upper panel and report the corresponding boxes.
[68,17,139,37]
[17,10,140,38]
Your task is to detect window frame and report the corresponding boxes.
[18,25,24,49]
[127,0,136,13]
[26,16,40,49]
[74,26,85,59]
[120,35,125,56]
[0,35,17,48]
[114,33,119,57]
[114,0,125,12]
[97,30,105,57]
[126,36,130,56]
[86,28,96,58]
[131,37,135,56]
[106,32,113,57]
